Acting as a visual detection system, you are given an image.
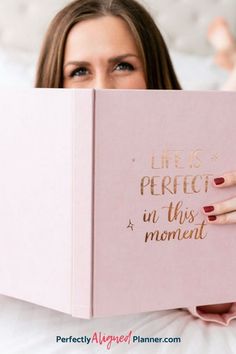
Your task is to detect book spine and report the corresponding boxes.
[71,89,95,318]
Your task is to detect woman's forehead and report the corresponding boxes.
[64,15,140,59]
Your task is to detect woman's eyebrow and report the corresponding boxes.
[108,53,139,63]
[64,61,90,69]
[63,54,139,68]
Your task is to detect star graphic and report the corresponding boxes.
[127,219,134,231]
[211,154,219,161]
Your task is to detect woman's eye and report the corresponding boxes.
[70,67,89,77]
[115,62,134,72]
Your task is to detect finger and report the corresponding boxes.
[203,196,236,216]
[207,211,236,224]
[213,171,236,188]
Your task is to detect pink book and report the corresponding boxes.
[0,89,235,319]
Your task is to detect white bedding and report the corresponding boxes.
[0,47,235,354]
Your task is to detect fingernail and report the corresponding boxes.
[214,177,225,185]
[203,206,214,213]
[208,215,217,221]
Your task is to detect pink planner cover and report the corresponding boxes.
[0,89,236,319]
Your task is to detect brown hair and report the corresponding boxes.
[35,0,181,89]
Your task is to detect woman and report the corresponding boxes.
[35,0,236,325]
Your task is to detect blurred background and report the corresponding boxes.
[0,0,235,89]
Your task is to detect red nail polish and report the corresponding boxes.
[214,177,225,185]
[208,215,217,221]
[203,206,214,213]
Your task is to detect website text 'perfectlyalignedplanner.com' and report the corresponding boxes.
[56,331,182,350]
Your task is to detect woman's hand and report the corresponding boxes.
[202,171,236,224]
[198,173,235,315]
